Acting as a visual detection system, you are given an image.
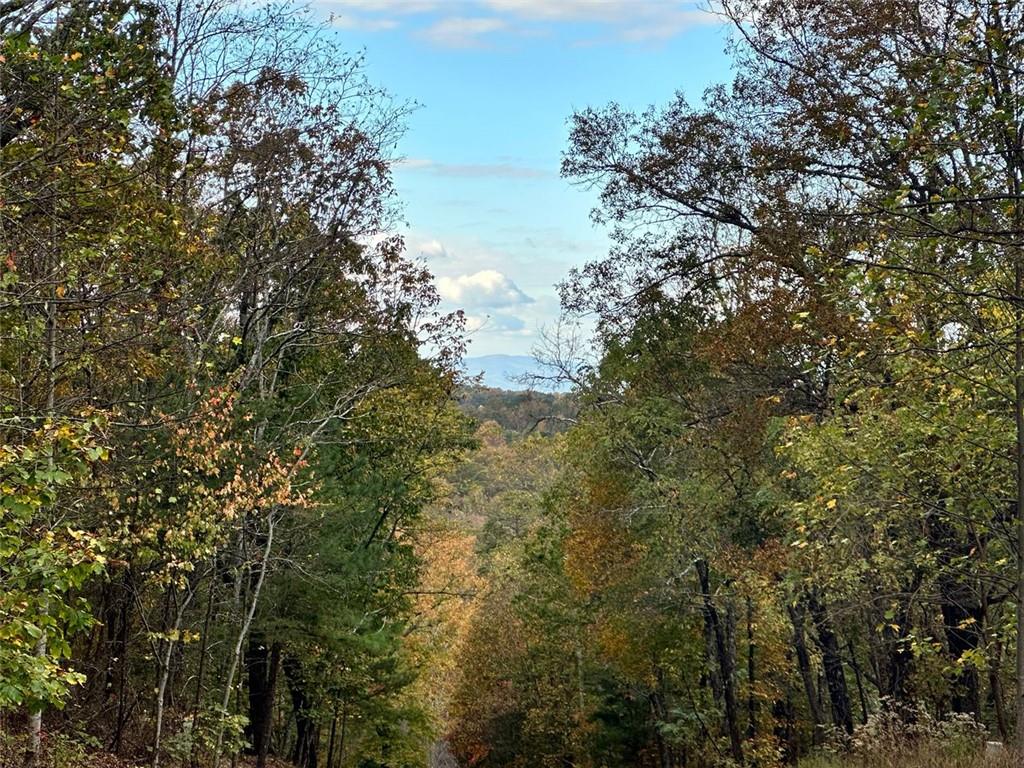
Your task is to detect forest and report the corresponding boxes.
[5,1,1024,767]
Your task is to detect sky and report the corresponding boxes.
[318,0,735,356]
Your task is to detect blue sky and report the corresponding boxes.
[320,0,734,355]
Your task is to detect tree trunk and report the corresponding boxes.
[650,689,672,768]
[1014,230,1024,764]
[26,616,47,767]
[153,581,199,768]
[806,592,853,735]
[213,511,276,768]
[788,602,824,741]
[285,655,318,768]
[27,221,59,768]
[325,704,338,768]
[189,570,218,768]
[927,492,983,718]
[337,701,348,768]
[696,558,743,764]
[247,637,281,768]
[941,596,982,717]
[772,695,796,764]
[847,639,869,725]
[991,638,1011,743]
[746,597,757,739]
[881,588,916,707]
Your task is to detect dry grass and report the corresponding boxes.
[799,743,1015,768]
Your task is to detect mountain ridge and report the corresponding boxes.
[462,354,569,392]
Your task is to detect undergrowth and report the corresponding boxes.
[799,704,1010,768]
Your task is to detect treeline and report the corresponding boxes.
[455,387,575,436]
[0,3,470,768]
[439,2,1024,767]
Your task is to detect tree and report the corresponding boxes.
[0,3,470,766]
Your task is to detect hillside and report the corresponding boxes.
[455,385,576,434]
[8,3,1024,768]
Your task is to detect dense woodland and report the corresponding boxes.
[455,387,575,436]
[0,1,470,766]
[8,1,1024,768]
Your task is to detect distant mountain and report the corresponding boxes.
[462,354,570,392]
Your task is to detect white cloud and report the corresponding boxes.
[419,16,507,47]
[317,0,717,46]
[465,313,530,334]
[416,238,448,258]
[397,157,550,179]
[436,269,534,308]
[396,231,590,354]
[481,0,699,23]
[619,10,713,42]
[337,0,440,12]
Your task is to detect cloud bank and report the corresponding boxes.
[436,269,534,308]
[323,0,717,47]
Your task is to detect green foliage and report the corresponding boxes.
[440,4,1024,767]
[0,419,107,710]
[0,2,469,765]
[9,2,1024,768]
